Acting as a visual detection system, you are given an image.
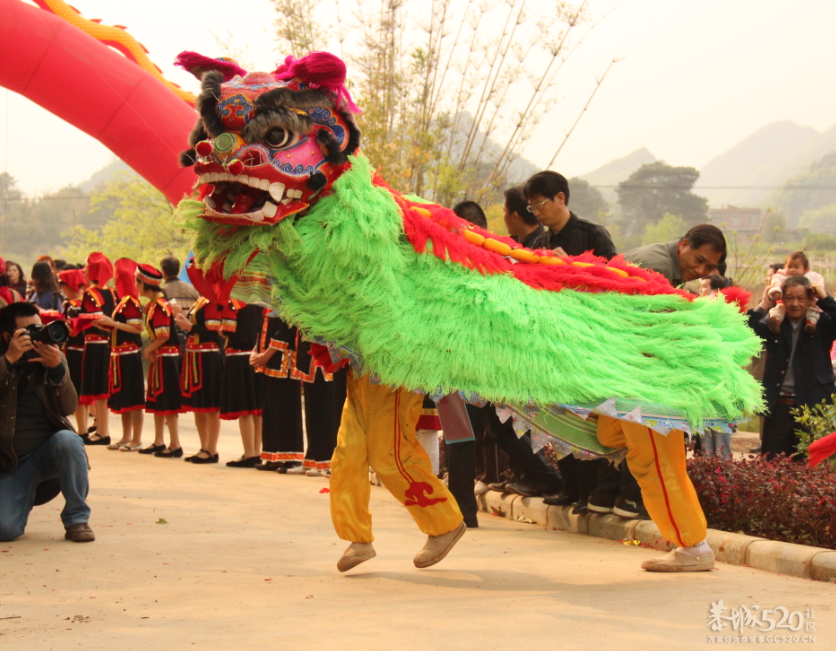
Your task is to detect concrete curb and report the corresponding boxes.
[477,491,836,582]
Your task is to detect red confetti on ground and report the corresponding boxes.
[265,578,272,581]
[319,488,330,494]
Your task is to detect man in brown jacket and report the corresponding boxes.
[0,302,94,542]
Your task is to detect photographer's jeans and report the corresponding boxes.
[0,430,90,541]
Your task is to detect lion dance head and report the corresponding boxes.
[176,51,361,227]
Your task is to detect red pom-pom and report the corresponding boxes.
[273,52,360,114]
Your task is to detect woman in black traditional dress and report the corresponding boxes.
[80,252,117,446]
[291,339,347,477]
[220,300,264,467]
[174,297,224,464]
[57,267,88,436]
[136,264,183,458]
[92,259,145,451]
[250,311,304,472]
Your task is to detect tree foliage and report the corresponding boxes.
[641,213,686,246]
[270,0,613,206]
[567,177,608,221]
[60,172,190,264]
[616,162,708,233]
[0,172,91,263]
[771,151,836,229]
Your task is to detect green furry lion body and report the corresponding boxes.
[184,155,764,430]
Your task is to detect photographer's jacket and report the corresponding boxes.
[0,355,78,472]
[748,295,836,414]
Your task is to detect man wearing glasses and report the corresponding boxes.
[522,171,617,516]
[523,171,616,260]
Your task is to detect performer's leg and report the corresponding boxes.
[619,421,707,548]
[329,370,374,543]
[360,378,463,536]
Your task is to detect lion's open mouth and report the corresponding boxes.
[198,172,306,224]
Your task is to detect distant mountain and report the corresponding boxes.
[697,120,836,208]
[578,148,656,204]
[78,159,132,192]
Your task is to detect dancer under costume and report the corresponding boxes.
[250,312,303,472]
[178,51,761,574]
[136,264,183,458]
[291,338,347,477]
[79,252,116,446]
[93,259,146,451]
[220,300,264,468]
[57,268,88,435]
[176,297,224,464]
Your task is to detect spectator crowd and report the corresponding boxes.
[1,170,832,545]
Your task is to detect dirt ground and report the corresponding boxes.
[1,420,833,650]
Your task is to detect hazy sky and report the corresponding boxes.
[2,0,836,196]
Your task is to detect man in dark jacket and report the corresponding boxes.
[748,275,836,458]
[0,302,93,542]
[523,171,616,259]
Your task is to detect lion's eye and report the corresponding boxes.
[264,127,291,148]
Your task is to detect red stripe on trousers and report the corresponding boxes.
[647,426,685,547]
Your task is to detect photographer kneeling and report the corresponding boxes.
[0,302,94,542]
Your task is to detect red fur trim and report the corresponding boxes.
[144,408,184,415]
[719,286,751,313]
[181,407,221,413]
[373,175,694,301]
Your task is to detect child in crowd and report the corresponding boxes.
[767,251,825,334]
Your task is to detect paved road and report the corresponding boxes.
[1,421,833,650]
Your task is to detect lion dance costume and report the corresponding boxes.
[168,51,764,573]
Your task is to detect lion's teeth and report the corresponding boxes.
[259,179,270,191]
[269,182,285,202]
[262,201,278,218]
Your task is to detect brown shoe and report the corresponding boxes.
[64,523,95,543]
[413,521,466,568]
[337,542,376,572]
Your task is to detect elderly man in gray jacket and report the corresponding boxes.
[0,302,93,542]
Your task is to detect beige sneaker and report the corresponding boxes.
[641,548,715,572]
[413,521,467,569]
[337,542,376,572]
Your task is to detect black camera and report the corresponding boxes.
[23,321,70,360]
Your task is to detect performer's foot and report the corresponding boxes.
[337,542,376,572]
[413,521,467,569]
[641,547,715,572]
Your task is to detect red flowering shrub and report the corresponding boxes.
[687,454,836,550]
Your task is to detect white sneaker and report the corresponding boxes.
[286,464,306,475]
[306,468,323,477]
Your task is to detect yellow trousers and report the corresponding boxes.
[330,371,463,543]
[597,416,707,547]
